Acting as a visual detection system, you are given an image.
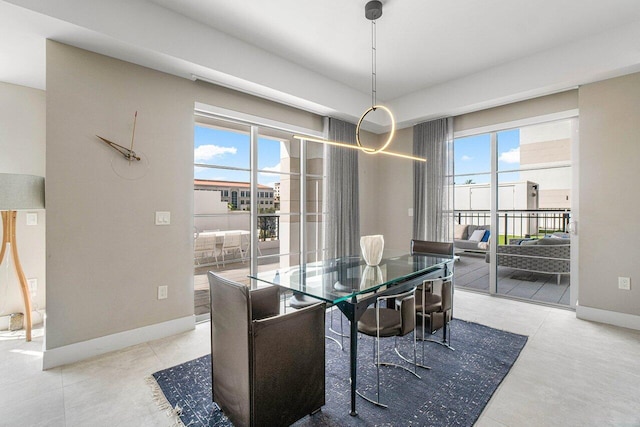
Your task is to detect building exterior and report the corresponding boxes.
[519,120,571,209]
[273,182,280,210]
[194,179,275,211]
[454,181,539,211]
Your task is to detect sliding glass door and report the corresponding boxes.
[192,115,325,319]
[452,134,491,292]
[454,118,575,307]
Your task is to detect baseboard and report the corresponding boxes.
[42,315,195,370]
[576,304,640,331]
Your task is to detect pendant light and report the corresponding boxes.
[296,1,426,162]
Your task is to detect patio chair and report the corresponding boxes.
[194,234,219,266]
[222,231,245,263]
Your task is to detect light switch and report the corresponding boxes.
[158,285,168,300]
[155,211,171,225]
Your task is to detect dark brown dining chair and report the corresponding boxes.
[409,239,455,351]
[288,291,345,350]
[416,274,455,351]
[410,239,453,256]
[209,272,326,427]
[356,286,420,408]
[286,265,346,350]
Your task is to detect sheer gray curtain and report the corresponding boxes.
[323,118,360,258]
[413,117,454,242]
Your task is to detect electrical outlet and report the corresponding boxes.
[158,285,168,299]
[618,277,631,290]
[26,213,38,226]
[27,278,37,296]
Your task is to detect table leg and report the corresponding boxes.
[349,313,358,416]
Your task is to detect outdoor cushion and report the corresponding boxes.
[468,229,486,242]
[455,239,486,250]
[520,239,539,245]
[454,223,469,240]
[537,237,570,245]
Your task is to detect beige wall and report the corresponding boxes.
[0,82,46,327]
[45,41,323,351]
[39,39,640,355]
[454,90,578,133]
[578,72,640,317]
[367,127,416,251]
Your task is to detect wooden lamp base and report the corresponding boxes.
[0,211,33,342]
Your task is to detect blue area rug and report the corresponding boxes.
[152,317,527,426]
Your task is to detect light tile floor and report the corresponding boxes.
[1,291,639,426]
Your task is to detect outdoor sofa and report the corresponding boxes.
[485,236,570,285]
[454,224,490,253]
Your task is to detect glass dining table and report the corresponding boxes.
[249,249,453,416]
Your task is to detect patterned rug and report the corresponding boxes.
[150,317,527,426]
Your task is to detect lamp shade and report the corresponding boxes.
[0,173,45,210]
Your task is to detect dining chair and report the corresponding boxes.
[410,239,453,256]
[356,286,419,408]
[209,272,325,426]
[222,231,245,263]
[409,239,455,351]
[286,270,346,350]
[416,274,455,352]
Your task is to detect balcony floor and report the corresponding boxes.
[454,252,570,306]
[194,249,571,317]
[194,250,280,316]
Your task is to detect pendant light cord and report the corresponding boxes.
[371,19,377,109]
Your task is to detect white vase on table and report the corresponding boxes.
[360,234,384,266]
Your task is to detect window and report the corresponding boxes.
[453,118,574,307]
[194,117,325,290]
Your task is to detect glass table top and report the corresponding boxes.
[249,250,452,304]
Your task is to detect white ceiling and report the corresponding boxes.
[3,0,640,129]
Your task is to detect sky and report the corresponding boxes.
[194,125,523,188]
[454,129,521,184]
[193,125,283,188]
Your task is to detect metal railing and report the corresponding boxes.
[455,209,571,241]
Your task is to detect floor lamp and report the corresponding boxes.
[0,174,45,342]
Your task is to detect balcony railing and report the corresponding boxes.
[455,209,571,241]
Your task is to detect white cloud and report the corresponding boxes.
[461,155,472,161]
[498,147,520,164]
[194,144,237,161]
[260,162,281,174]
